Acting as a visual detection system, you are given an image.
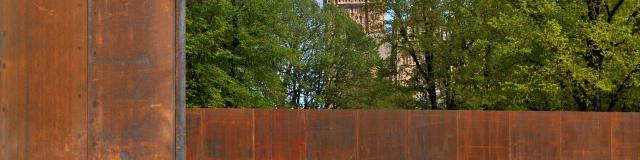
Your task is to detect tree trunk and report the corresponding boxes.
[425,50,437,109]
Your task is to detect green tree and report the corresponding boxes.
[186,0,291,108]
[186,0,407,109]
[385,0,640,111]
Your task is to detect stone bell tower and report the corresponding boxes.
[325,0,385,33]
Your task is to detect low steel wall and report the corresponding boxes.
[187,109,639,160]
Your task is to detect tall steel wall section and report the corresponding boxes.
[0,0,186,159]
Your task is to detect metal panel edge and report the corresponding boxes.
[175,0,187,159]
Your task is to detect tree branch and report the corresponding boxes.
[607,0,625,22]
[608,63,640,111]
[627,7,639,23]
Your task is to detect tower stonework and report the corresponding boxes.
[327,0,416,84]
[326,0,384,33]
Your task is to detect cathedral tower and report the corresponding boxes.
[325,0,384,33]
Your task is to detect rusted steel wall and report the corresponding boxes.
[0,0,185,159]
[187,109,640,160]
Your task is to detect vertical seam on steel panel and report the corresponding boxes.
[252,109,256,160]
[559,113,563,160]
[24,0,30,159]
[173,0,177,157]
[456,111,459,160]
[270,111,274,159]
[355,110,359,160]
[198,109,204,159]
[303,110,308,160]
[609,113,613,160]
[406,110,410,160]
[508,112,511,160]
[173,0,178,159]
[86,0,92,159]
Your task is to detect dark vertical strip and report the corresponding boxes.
[87,0,93,159]
[24,0,30,159]
[175,0,187,159]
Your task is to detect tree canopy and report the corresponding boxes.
[186,0,640,111]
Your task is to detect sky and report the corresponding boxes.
[316,0,323,7]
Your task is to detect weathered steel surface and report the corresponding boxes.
[201,109,254,160]
[1,0,183,159]
[186,109,640,160]
[509,112,561,160]
[611,113,640,159]
[88,0,177,159]
[409,110,457,160]
[0,0,28,159]
[561,112,611,160]
[306,110,357,160]
[255,109,307,160]
[458,111,509,160]
[186,110,203,160]
[27,0,89,159]
[358,110,408,160]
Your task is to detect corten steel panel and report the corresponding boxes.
[306,110,357,160]
[201,109,254,160]
[409,110,457,160]
[357,110,408,160]
[509,112,562,160]
[0,1,28,159]
[611,112,640,159]
[26,0,89,159]
[254,109,307,160]
[561,112,611,160]
[458,111,509,160]
[89,0,177,159]
[186,109,203,160]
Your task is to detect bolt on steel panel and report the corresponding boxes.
[26,0,89,159]
[255,109,307,160]
[561,112,611,160]
[357,110,408,160]
[306,109,357,160]
[409,110,457,160]
[458,111,509,160]
[0,0,28,159]
[88,0,177,159]
[509,112,562,160]
[610,112,640,159]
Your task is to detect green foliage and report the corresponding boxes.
[186,0,408,108]
[385,0,640,111]
[187,0,640,111]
